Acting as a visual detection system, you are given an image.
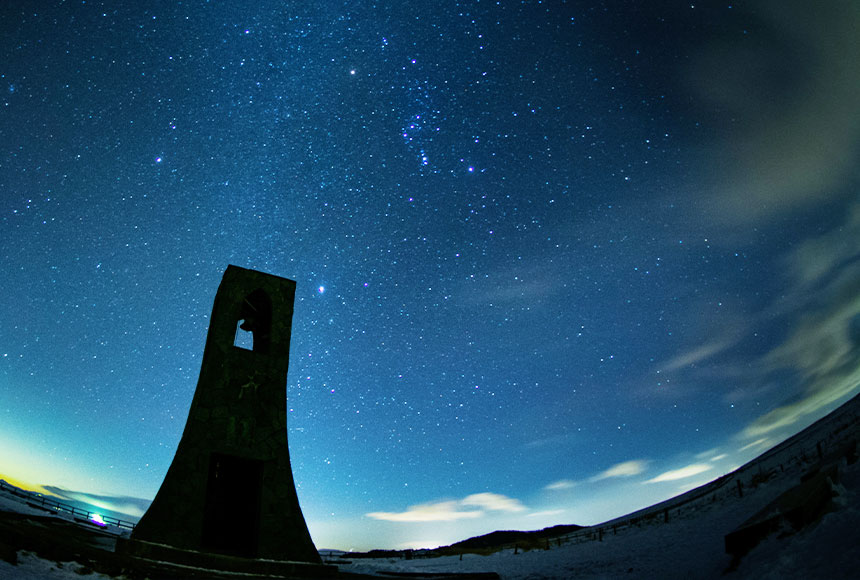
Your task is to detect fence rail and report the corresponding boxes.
[0,480,137,531]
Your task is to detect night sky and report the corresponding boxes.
[1,0,859,551]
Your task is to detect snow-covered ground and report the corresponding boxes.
[338,399,860,579]
[0,489,128,579]
[0,491,55,518]
[0,552,116,580]
[337,453,859,579]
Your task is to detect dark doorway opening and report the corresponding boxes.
[202,453,264,557]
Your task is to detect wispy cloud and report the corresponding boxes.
[688,0,860,230]
[527,509,565,518]
[659,193,860,447]
[590,460,648,482]
[460,492,527,513]
[366,501,481,523]
[457,262,563,308]
[524,433,578,450]
[366,492,526,523]
[659,337,739,374]
[739,235,860,439]
[739,438,770,452]
[785,204,860,290]
[695,449,729,463]
[544,479,576,491]
[741,368,859,439]
[644,464,712,484]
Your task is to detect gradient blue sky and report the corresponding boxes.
[1,1,858,551]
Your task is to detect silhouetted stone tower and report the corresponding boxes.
[130,265,320,563]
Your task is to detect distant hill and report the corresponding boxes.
[445,524,584,551]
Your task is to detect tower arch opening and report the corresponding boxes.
[234,288,272,353]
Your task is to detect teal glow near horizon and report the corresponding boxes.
[1,0,859,551]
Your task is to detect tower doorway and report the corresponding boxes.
[202,453,264,557]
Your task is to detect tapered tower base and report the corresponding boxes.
[130,266,320,563]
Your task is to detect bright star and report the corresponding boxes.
[318,286,325,294]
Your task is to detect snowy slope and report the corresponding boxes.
[339,395,860,579]
[338,453,858,579]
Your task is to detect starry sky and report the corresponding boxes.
[1,0,859,551]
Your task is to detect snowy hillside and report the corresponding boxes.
[338,394,860,579]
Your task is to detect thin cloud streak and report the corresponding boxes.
[461,492,527,513]
[545,479,576,491]
[590,460,648,482]
[366,492,526,523]
[527,509,565,518]
[659,337,739,374]
[644,464,712,484]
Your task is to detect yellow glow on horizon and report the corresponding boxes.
[0,432,98,497]
[0,430,154,500]
[0,472,58,497]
